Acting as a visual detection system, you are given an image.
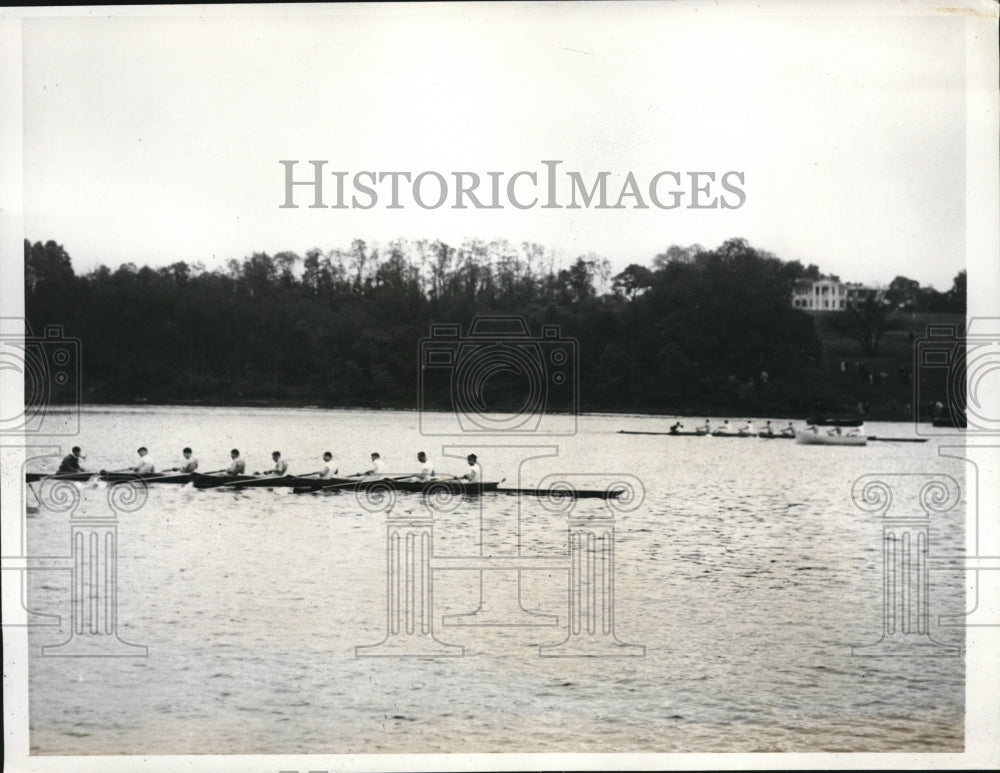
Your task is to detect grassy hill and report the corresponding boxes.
[800,311,965,422]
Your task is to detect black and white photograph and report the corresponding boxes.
[1,2,998,771]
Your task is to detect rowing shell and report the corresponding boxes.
[25,471,93,483]
[191,472,259,489]
[294,477,622,499]
[293,477,500,495]
[618,430,794,439]
[100,471,194,484]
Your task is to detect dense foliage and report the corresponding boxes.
[23,237,965,416]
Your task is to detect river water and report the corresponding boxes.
[21,406,966,754]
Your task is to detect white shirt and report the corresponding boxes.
[319,461,333,479]
[136,455,155,474]
[465,463,482,483]
[418,458,434,479]
[369,458,385,475]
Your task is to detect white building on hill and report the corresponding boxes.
[791,278,882,311]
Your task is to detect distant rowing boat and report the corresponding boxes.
[617,428,924,443]
[617,430,794,439]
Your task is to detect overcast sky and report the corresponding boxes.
[12,3,976,290]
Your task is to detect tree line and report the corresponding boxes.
[23,237,965,416]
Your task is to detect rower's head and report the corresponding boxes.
[182,447,192,458]
[272,451,281,460]
[230,448,240,459]
[467,454,477,465]
[137,446,148,456]
[323,452,333,461]
[71,446,81,455]
[417,451,427,462]
[370,452,380,460]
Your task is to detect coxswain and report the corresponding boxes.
[669,422,683,434]
[363,452,385,477]
[58,446,85,474]
[461,453,482,483]
[227,449,246,475]
[132,447,155,474]
[169,447,198,473]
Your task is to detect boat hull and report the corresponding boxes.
[298,478,501,495]
[294,478,617,499]
[100,472,194,484]
[25,471,93,483]
[191,472,258,489]
[216,474,332,489]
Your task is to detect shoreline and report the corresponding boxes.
[36,400,934,424]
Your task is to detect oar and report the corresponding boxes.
[224,474,292,489]
[185,469,241,489]
[91,466,132,486]
[299,474,411,494]
[137,470,202,483]
[26,480,42,513]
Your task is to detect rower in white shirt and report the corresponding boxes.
[264,451,289,476]
[318,452,336,479]
[227,449,246,475]
[132,447,155,474]
[461,453,482,483]
[363,452,385,477]
[415,451,434,481]
[169,447,198,473]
